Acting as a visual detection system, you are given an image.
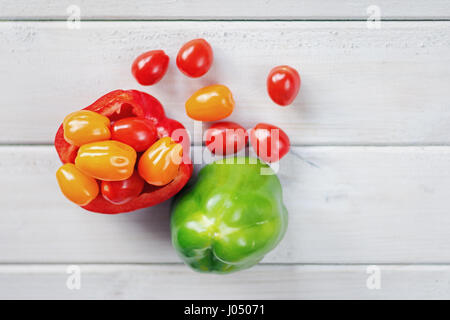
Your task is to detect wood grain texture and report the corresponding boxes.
[0,264,449,299]
[1,146,449,264]
[1,0,450,20]
[1,21,449,145]
[1,11,450,299]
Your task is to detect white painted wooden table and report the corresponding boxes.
[1,0,450,299]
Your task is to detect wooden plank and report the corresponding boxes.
[1,21,450,145]
[0,264,449,299]
[1,146,450,263]
[1,1,450,20]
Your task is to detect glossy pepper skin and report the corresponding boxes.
[171,157,288,274]
[185,85,235,122]
[55,90,193,214]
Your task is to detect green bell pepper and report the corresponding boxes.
[171,157,288,273]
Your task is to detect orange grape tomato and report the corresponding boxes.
[138,137,183,186]
[56,163,99,206]
[75,140,137,181]
[185,84,235,122]
[63,110,111,146]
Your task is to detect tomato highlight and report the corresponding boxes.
[250,123,290,163]
[138,137,183,186]
[131,50,169,85]
[75,140,137,181]
[267,65,301,106]
[56,163,99,206]
[205,121,248,155]
[101,171,145,205]
[111,117,158,152]
[185,84,235,122]
[176,38,213,78]
[63,110,111,146]
[55,90,193,214]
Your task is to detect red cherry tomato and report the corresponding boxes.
[250,123,290,163]
[131,50,169,85]
[111,117,158,152]
[205,121,248,155]
[101,171,145,205]
[267,65,301,106]
[176,39,213,78]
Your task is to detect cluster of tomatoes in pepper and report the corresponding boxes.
[55,89,193,214]
[55,38,299,214]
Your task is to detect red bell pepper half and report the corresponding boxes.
[55,90,193,214]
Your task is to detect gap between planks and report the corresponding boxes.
[2,19,450,22]
[4,144,450,147]
[3,262,450,266]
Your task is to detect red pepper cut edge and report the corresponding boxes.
[54,89,193,214]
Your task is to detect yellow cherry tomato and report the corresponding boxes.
[75,140,137,181]
[138,137,183,186]
[63,110,111,146]
[185,84,235,121]
[56,163,99,206]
